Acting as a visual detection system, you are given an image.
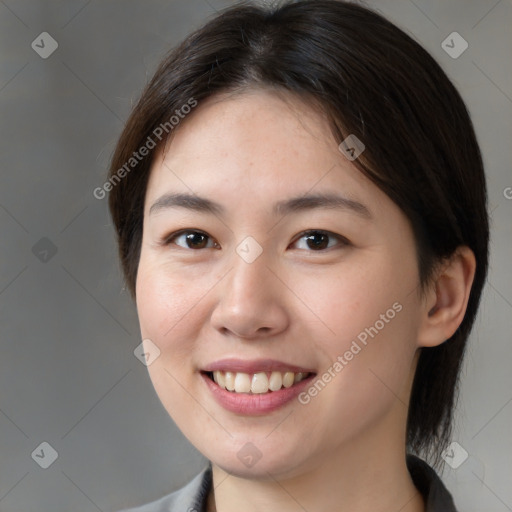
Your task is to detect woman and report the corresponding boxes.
[109,1,489,510]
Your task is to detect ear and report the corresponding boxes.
[417,246,476,348]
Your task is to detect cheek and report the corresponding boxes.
[301,253,420,395]
[136,256,202,332]
[135,260,206,420]
[135,259,205,368]
[300,254,416,341]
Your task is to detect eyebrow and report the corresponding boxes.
[149,192,372,219]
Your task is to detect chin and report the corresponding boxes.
[208,445,309,481]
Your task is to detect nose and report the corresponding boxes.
[210,249,290,339]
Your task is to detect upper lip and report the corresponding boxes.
[201,358,316,374]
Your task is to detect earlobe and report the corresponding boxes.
[417,246,476,348]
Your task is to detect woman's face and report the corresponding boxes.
[136,89,426,479]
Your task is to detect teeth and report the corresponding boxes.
[251,372,269,394]
[211,370,310,394]
[224,371,235,391]
[282,371,295,388]
[268,371,282,391]
[234,372,251,393]
[216,370,226,389]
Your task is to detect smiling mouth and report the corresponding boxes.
[202,370,315,394]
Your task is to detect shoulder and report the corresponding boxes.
[117,464,212,512]
[406,454,459,512]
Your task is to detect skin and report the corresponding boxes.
[135,88,476,512]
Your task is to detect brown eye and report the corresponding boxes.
[164,230,218,250]
[305,232,329,250]
[291,230,348,251]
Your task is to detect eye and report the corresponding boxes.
[290,230,349,251]
[162,230,219,250]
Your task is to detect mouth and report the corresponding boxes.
[201,370,316,394]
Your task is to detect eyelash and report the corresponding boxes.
[160,229,350,252]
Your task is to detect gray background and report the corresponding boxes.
[0,0,510,511]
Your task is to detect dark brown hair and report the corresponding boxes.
[107,0,489,466]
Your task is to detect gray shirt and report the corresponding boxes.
[118,455,457,512]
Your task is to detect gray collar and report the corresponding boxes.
[119,455,458,512]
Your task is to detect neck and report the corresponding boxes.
[208,416,425,512]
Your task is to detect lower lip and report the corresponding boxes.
[200,372,316,415]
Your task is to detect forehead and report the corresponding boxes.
[144,88,388,217]
[158,88,336,167]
